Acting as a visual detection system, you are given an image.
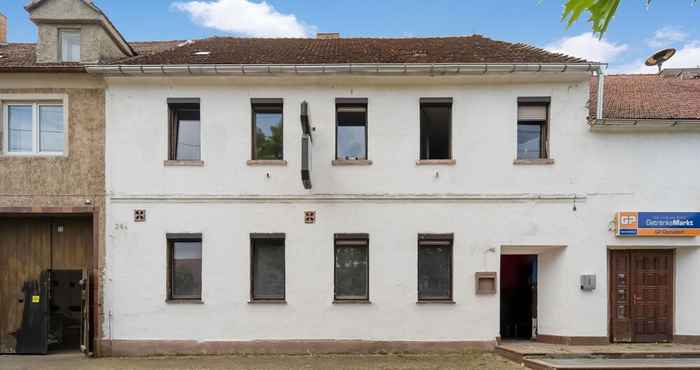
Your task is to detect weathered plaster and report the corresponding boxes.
[0,85,106,354]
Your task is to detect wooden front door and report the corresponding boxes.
[610,250,673,343]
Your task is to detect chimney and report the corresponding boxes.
[316,32,340,40]
[0,13,7,44]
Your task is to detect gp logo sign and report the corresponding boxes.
[617,212,700,237]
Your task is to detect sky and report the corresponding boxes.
[2,0,699,74]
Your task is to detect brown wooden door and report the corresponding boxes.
[630,251,673,343]
[610,250,673,343]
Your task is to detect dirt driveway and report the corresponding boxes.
[0,352,520,370]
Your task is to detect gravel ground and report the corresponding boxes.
[0,352,521,370]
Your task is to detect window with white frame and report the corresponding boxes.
[3,102,65,155]
[59,29,81,63]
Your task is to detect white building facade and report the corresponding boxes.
[98,65,700,354]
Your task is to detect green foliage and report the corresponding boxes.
[255,123,283,160]
[561,0,696,38]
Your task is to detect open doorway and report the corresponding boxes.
[500,255,538,340]
[0,215,93,355]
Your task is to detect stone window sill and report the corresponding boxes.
[166,299,204,304]
[333,300,372,304]
[248,299,287,304]
[332,159,373,166]
[164,160,205,167]
[513,159,555,165]
[415,159,456,166]
[416,300,456,304]
[247,160,287,166]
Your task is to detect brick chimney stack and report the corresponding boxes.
[0,12,7,44]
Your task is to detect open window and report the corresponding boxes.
[420,98,452,160]
[335,98,368,160]
[251,99,283,160]
[167,98,201,161]
[166,233,203,302]
[250,234,286,302]
[517,97,550,160]
[417,234,453,302]
[334,234,369,302]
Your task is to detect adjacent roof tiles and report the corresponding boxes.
[590,74,700,121]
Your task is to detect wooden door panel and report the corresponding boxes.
[610,251,631,342]
[630,251,673,343]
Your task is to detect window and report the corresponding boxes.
[334,234,369,301]
[3,102,65,155]
[336,98,368,160]
[167,98,201,161]
[517,98,550,160]
[417,234,453,301]
[59,29,81,63]
[166,234,202,301]
[250,234,285,301]
[251,99,283,160]
[420,98,452,160]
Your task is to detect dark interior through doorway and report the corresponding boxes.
[500,254,537,340]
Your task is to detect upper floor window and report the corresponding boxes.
[417,234,453,302]
[59,29,81,63]
[334,234,369,302]
[166,233,203,302]
[3,102,65,155]
[251,99,283,160]
[420,98,452,160]
[517,97,550,160]
[336,98,368,160]
[167,98,201,161]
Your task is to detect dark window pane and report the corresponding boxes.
[171,106,201,161]
[420,104,451,160]
[253,238,285,300]
[517,123,542,160]
[254,107,283,160]
[172,241,202,299]
[8,105,33,152]
[418,244,452,300]
[336,105,367,159]
[335,244,368,299]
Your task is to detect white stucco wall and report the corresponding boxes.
[103,74,700,343]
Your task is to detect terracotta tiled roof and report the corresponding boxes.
[0,41,182,72]
[590,74,700,121]
[117,35,588,65]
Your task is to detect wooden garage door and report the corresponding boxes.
[610,250,673,343]
[0,217,91,354]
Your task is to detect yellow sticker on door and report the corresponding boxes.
[32,295,40,303]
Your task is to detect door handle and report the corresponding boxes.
[632,294,639,305]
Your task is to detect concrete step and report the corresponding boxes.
[525,357,700,370]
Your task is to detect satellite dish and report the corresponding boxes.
[645,48,676,73]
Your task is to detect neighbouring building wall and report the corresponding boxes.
[30,0,132,63]
[0,73,107,353]
[102,74,700,348]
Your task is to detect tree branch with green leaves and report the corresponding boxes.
[561,0,697,38]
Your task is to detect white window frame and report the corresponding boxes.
[59,29,81,63]
[1,94,69,157]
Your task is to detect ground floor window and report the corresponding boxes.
[334,234,369,301]
[417,234,453,301]
[166,233,202,301]
[250,233,286,301]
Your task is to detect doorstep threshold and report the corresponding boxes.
[526,357,700,370]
